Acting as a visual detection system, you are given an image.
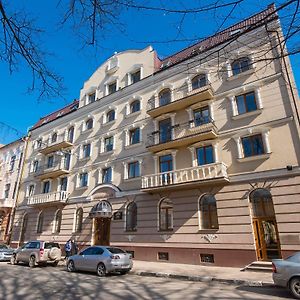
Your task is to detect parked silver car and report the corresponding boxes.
[11,241,62,267]
[0,244,15,261]
[67,246,133,276]
[272,252,300,299]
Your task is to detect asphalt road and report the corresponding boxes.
[0,262,294,300]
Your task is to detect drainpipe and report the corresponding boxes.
[6,133,30,245]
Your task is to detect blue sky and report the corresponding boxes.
[0,0,299,144]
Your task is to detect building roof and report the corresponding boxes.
[31,100,79,130]
[157,4,277,70]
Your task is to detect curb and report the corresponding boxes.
[130,270,274,287]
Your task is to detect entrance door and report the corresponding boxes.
[94,217,111,246]
[250,188,281,261]
[253,218,281,261]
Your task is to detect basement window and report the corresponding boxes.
[158,252,169,261]
[200,253,214,263]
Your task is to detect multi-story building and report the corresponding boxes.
[11,5,300,267]
[0,139,26,242]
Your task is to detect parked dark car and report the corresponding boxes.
[272,252,300,299]
[67,246,133,276]
[0,244,15,261]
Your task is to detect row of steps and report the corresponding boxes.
[241,261,273,273]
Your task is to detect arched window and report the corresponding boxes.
[37,211,44,233]
[159,88,171,106]
[130,100,140,113]
[51,133,57,143]
[249,188,275,218]
[231,57,251,76]
[75,208,83,233]
[67,126,74,143]
[126,202,137,231]
[191,74,207,90]
[106,110,115,122]
[85,118,93,130]
[159,198,173,231]
[199,194,219,230]
[54,210,62,233]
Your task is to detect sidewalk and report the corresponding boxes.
[129,260,274,287]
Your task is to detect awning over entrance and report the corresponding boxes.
[89,200,112,218]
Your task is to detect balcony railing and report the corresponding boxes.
[142,162,229,190]
[39,134,73,155]
[147,82,214,118]
[146,119,218,152]
[27,191,69,205]
[0,198,14,208]
[35,158,70,180]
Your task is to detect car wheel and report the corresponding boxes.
[96,263,106,277]
[29,256,36,268]
[290,277,300,299]
[10,255,18,265]
[67,260,76,272]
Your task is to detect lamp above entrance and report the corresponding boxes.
[89,200,112,218]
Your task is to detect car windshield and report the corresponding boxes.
[44,243,60,249]
[0,244,8,249]
[107,247,126,254]
[286,252,300,263]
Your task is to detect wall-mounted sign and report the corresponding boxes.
[113,211,123,220]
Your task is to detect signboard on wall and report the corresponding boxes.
[113,211,123,220]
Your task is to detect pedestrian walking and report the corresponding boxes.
[64,239,72,259]
[71,239,78,256]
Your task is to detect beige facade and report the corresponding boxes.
[10,7,300,267]
[0,139,25,242]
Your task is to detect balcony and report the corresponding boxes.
[27,191,69,206]
[35,159,70,180]
[147,83,214,118]
[146,119,218,153]
[39,135,73,155]
[142,162,229,191]
[0,198,14,208]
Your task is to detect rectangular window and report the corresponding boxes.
[60,177,68,191]
[158,252,169,261]
[128,162,140,178]
[193,106,210,127]
[33,161,39,173]
[42,181,50,194]
[129,128,140,145]
[108,82,117,94]
[131,70,141,84]
[235,91,257,115]
[200,253,215,263]
[4,184,10,198]
[9,155,16,171]
[196,145,214,166]
[241,134,265,157]
[28,185,35,196]
[79,172,88,187]
[36,139,42,149]
[12,182,17,199]
[83,144,91,158]
[104,136,114,152]
[18,153,23,169]
[47,156,54,168]
[159,118,172,143]
[159,154,173,173]
[102,167,112,183]
[88,92,96,103]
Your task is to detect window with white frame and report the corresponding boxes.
[193,106,211,126]
[51,133,57,143]
[106,110,115,122]
[60,177,68,192]
[231,57,251,76]
[67,126,75,143]
[159,88,171,106]
[159,198,173,231]
[88,92,96,104]
[130,69,141,84]
[36,139,42,149]
[191,74,207,90]
[32,160,39,173]
[85,118,93,130]
[53,209,62,233]
[4,183,10,198]
[129,128,140,145]
[28,184,35,197]
[196,145,214,166]
[104,136,114,152]
[128,161,140,179]
[130,100,140,114]
[82,143,91,158]
[47,155,54,168]
[42,181,51,194]
[79,172,88,188]
[74,208,83,233]
[102,167,112,183]
[9,155,16,171]
[108,81,117,94]
[37,211,44,233]
[199,194,219,230]
[235,91,257,115]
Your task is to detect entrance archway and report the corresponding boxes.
[90,200,112,246]
[250,188,281,261]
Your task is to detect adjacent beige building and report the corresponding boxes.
[0,139,25,242]
[10,5,300,267]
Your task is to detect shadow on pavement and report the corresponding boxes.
[236,285,294,299]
